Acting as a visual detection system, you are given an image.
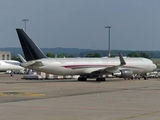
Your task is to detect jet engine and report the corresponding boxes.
[112,69,133,78]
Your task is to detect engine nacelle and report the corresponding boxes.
[112,69,133,78]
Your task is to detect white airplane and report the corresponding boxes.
[16,28,156,81]
[0,60,24,76]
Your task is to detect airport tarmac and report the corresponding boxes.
[0,74,160,120]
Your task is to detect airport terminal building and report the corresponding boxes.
[0,51,11,60]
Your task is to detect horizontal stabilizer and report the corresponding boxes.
[21,61,44,68]
[18,54,26,63]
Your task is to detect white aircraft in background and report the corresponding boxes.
[0,60,24,76]
[16,28,156,81]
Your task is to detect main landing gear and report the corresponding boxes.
[78,76,87,81]
[96,77,106,81]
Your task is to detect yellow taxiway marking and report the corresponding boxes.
[119,110,160,120]
[0,92,45,97]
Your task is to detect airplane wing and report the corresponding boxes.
[85,52,126,75]
[103,52,126,73]
[21,61,44,68]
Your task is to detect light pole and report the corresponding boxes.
[22,19,29,31]
[105,26,111,58]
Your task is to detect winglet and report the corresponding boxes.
[118,52,126,65]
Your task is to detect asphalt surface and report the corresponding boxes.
[0,74,160,120]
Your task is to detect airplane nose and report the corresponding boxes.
[153,64,157,70]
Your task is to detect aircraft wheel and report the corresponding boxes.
[144,77,148,80]
[96,78,101,81]
[78,77,87,81]
[96,77,106,81]
[10,74,14,77]
[102,78,106,81]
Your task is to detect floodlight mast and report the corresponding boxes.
[105,26,111,58]
[22,19,29,31]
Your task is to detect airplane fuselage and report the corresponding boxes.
[25,57,156,76]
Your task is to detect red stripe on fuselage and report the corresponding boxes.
[63,65,140,69]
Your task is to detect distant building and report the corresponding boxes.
[0,51,11,60]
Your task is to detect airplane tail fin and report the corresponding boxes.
[16,29,47,61]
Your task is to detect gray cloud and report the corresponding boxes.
[0,0,160,50]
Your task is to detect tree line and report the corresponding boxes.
[84,51,150,58]
[79,50,160,58]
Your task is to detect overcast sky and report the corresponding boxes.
[0,0,160,50]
